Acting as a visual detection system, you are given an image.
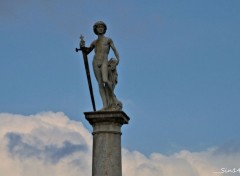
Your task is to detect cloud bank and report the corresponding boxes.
[0,112,239,176]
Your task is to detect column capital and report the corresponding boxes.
[84,111,130,126]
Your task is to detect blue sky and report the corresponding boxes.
[0,0,240,157]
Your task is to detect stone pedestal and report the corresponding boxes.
[84,111,130,176]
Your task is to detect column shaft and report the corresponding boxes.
[84,111,129,176]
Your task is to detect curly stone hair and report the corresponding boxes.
[93,21,107,35]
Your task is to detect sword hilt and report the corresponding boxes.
[80,35,85,47]
[76,35,86,52]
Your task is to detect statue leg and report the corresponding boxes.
[93,61,108,109]
[102,62,113,91]
[99,82,108,109]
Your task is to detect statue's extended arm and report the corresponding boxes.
[109,39,120,64]
[76,36,95,55]
[81,43,95,55]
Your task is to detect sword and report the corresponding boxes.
[76,35,96,111]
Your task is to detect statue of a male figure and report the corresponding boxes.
[82,21,122,111]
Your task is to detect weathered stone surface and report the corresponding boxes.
[84,111,129,176]
[78,21,122,111]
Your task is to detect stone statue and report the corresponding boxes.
[80,21,122,111]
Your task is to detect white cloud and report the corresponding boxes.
[0,112,92,176]
[0,112,239,176]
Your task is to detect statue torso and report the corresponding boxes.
[93,36,110,61]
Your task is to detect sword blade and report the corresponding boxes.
[82,51,96,111]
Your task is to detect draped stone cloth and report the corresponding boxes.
[105,58,122,111]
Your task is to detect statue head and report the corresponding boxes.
[93,21,107,35]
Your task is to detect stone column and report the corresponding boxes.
[84,111,130,176]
